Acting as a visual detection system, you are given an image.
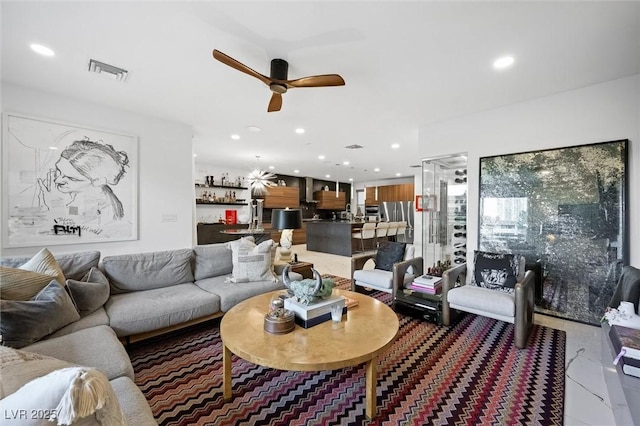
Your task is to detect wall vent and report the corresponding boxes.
[88,59,128,81]
[344,144,363,149]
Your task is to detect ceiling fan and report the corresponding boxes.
[212,49,345,112]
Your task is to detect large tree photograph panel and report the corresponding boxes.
[478,140,628,325]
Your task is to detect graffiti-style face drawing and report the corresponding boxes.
[54,157,94,194]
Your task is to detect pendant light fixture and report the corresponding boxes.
[247,155,276,195]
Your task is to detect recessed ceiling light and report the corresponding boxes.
[391,143,400,149]
[374,168,380,172]
[325,174,331,178]
[295,128,305,134]
[193,153,197,157]
[231,134,240,140]
[318,155,325,160]
[49,146,58,150]
[247,125,261,132]
[30,43,55,56]
[268,165,275,170]
[293,169,300,174]
[343,161,350,165]
[395,172,402,177]
[348,178,353,182]
[493,55,515,70]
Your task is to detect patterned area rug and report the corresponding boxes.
[128,275,566,425]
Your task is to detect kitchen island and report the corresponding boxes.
[305,220,365,256]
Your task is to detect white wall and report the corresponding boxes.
[1,84,194,258]
[416,75,640,266]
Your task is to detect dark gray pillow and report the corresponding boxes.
[472,251,521,293]
[0,280,80,348]
[375,242,407,272]
[66,267,110,316]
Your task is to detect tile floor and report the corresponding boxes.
[291,244,617,426]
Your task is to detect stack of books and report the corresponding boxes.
[610,324,640,378]
[409,274,443,295]
[284,295,346,328]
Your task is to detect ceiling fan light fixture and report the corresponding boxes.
[270,83,287,94]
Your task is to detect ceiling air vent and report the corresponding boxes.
[88,59,128,81]
[344,144,363,149]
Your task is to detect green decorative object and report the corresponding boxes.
[282,265,334,305]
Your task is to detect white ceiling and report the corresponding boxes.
[2,1,639,183]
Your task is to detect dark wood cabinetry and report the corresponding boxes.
[365,183,414,205]
[262,187,300,208]
[314,191,346,210]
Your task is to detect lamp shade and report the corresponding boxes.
[271,209,302,230]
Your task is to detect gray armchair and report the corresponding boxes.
[441,259,535,349]
[351,244,422,300]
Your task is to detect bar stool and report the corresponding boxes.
[386,222,399,242]
[374,222,389,247]
[352,222,376,252]
[396,221,407,242]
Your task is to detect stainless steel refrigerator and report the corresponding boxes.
[379,201,414,242]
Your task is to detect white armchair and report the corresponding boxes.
[351,243,421,299]
[441,251,535,349]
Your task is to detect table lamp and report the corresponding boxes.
[271,208,302,263]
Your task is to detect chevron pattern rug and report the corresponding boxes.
[128,276,565,425]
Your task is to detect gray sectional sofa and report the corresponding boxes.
[0,241,295,425]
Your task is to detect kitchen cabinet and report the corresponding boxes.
[262,187,300,208]
[365,183,414,204]
[314,191,346,210]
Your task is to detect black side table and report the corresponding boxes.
[393,289,442,325]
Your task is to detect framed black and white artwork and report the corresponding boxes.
[478,140,628,325]
[2,112,138,247]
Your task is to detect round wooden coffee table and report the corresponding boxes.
[220,289,399,420]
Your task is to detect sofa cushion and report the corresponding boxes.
[0,366,124,426]
[193,243,233,280]
[375,242,407,272]
[448,284,516,318]
[471,251,524,294]
[0,345,74,399]
[227,238,277,283]
[1,281,80,348]
[103,249,194,293]
[110,377,157,426]
[66,268,110,316]
[47,307,110,339]
[24,325,134,381]
[354,269,394,290]
[105,283,221,336]
[0,250,101,282]
[195,275,285,312]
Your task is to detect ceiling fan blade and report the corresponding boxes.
[268,93,283,112]
[286,74,345,88]
[212,49,272,86]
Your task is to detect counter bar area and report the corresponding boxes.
[306,220,365,256]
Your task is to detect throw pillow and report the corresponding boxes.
[0,346,74,399]
[228,238,277,283]
[0,267,58,301]
[0,366,124,426]
[0,281,80,348]
[375,242,407,272]
[66,267,111,317]
[19,248,66,288]
[471,251,523,294]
